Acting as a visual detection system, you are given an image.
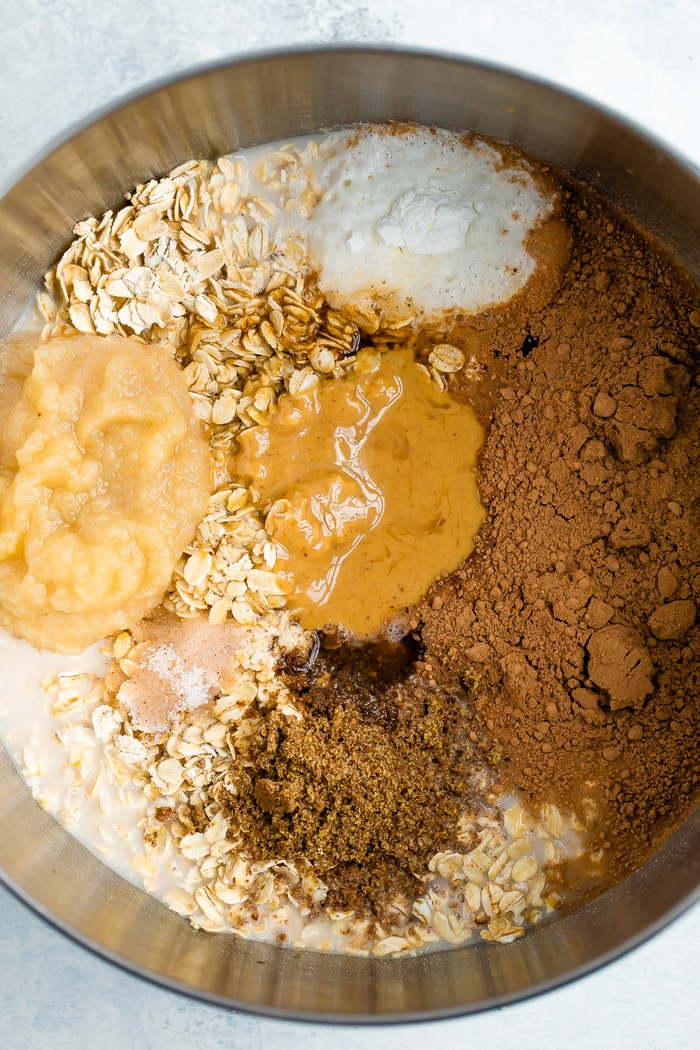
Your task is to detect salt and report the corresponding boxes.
[145,644,218,711]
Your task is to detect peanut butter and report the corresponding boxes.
[235,347,486,635]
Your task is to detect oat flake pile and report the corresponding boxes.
[0,122,697,957]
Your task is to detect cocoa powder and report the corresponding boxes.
[418,181,700,888]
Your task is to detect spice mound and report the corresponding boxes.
[222,639,483,920]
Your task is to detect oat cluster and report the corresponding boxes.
[31,140,588,954]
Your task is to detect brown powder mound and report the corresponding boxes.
[217,640,488,919]
[417,183,700,887]
[586,625,654,711]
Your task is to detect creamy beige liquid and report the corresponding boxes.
[235,347,486,635]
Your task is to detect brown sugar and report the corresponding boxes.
[217,639,488,920]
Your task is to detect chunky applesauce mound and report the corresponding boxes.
[0,334,211,652]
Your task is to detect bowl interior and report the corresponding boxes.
[0,48,698,1022]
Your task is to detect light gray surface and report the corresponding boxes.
[0,0,698,1046]
[1,883,699,1049]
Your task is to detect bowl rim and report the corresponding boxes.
[2,825,697,1025]
[0,42,698,1024]
[2,42,699,205]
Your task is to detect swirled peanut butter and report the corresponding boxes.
[0,333,212,653]
[235,347,486,635]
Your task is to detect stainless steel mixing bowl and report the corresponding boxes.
[0,47,698,1023]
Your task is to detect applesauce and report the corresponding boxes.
[0,333,212,652]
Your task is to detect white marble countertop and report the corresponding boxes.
[0,1,698,1046]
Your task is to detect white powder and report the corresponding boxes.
[116,640,220,731]
[375,187,475,254]
[297,126,556,322]
[144,643,218,712]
